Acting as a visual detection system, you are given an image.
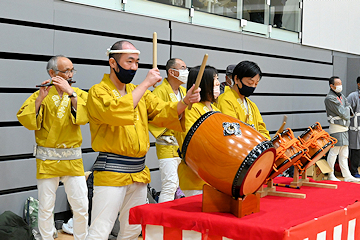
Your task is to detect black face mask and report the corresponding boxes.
[237,78,256,97]
[112,58,136,84]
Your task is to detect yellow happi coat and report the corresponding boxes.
[216,88,270,139]
[177,102,220,190]
[149,78,187,159]
[17,87,89,179]
[87,74,183,187]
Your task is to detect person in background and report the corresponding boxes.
[220,64,235,94]
[347,76,360,178]
[325,76,359,182]
[177,65,220,197]
[17,55,89,240]
[149,58,188,203]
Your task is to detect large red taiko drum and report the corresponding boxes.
[182,112,276,199]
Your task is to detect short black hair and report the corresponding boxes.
[187,65,218,103]
[165,58,182,76]
[357,76,360,84]
[232,61,262,83]
[329,76,339,86]
[108,40,135,60]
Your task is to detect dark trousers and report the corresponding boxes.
[349,148,360,175]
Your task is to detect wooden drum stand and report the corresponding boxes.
[202,185,260,218]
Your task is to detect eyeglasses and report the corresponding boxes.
[172,68,189,72]
[56,69,77,76]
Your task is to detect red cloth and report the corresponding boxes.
[130,177,360,240]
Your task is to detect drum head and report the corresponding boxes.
[241,150,275,195]
[232,141,276,198]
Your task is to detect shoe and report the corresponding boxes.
[62,218,74,235]
[353,173,360,178]
[327,174,341,181]
[344,176,360,182]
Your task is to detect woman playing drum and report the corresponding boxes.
[177,65,221,197]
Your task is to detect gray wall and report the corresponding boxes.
[0,0,339,217]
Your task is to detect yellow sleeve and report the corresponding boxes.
[218,99,239,119]
[146,91,183,133]
[70,89,89,125]
[255,112,271,140]
[148,87,167,138]
[251,102,271,140]
[17,92,42,130]
[87,85,135,126]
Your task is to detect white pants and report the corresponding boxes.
[86,183,147,240]
[327,145,352,178]
[158,157,181,203]
[37,176,88,240]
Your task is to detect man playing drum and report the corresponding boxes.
[325,76,359,182]
[85,40,200,240]
[216,61,270,140]
[149,58,188,203]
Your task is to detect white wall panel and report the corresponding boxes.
[0,159,37,191]
[0,59,49,88]
[250,96,325,112]
[80,124,92,149]
[146,146,159,170]
[0,24,54,55]
[256,77,328,94]
[171,46,332,78]
[149,170,161,192]
[262,113,328,133]
[0,94,32,122]
[0,127,35,155]
[0,0,54,24]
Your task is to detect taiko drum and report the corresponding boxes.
[297,122,337,172]
[267,128,307,180]
[182,112,276,199]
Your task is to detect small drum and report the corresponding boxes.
[182,111,276,199]
[267,128,307,180]
[297,122,337,172]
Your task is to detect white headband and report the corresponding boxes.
[106,48,140,56]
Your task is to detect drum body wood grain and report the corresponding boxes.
[182,112,276,198]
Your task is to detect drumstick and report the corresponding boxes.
[274,115,288,137]
[188,54,208,110]
[152,32,158,88]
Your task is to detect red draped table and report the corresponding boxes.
[129,178,360,240]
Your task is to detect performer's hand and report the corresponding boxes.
[144,68,162,88]
[184,84,201,105]
[51,76,73,95]
[38,79,52,100]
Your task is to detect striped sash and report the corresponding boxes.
[93,152,145,173]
